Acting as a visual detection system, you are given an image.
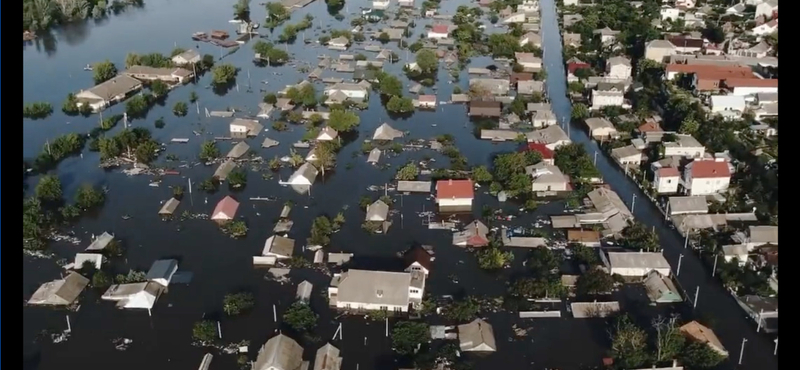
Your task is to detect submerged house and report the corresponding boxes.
[403,245,434,276]
[101,281,164,310]
[145,259,179,287]
[230,118,264,138]
[75,75,143,112]
[252,333,307,370]
[328,269,426,312]
[227,142,251,159]
[86,231,115,251]
[642,270,682,303]
[313,343,342,370]
[122,66,194,84]
[365,200,390,222]
[159,198,180,216]
[211,196,240,222]
[28,272,90,306]
[458,319,497,352]
[286,162,319,186]
[214,159,237,181]
[452,220,490,247]
[373,123,404,141]
[436,179,474,211]
[263,235,296,259]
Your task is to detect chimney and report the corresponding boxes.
[448,179,453,185]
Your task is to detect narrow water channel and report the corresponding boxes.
[537,0,778,367]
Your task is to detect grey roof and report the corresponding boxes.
[28,272,90,306]
[587,188,632,219]
[367,148,382,163]
[647,39,676,49]
[611,145,642,160]
[327,252,353,265]
[334,269,413,307]
[397,181,431,193]
[518,80,544,94]
[214,159,237,180]
[231,118,264,136]
[381,28,404,40]
[527,102,552,112]
[173,49,200,62]
[526,125,570,145]
[596,82,625,92]
[297,281,313,301]
[643,271,682,303]
[262,137,280,148]
[482,129,521,141]
[722,244,748,256]
[263,235,296,257]
[227,141,251,159]
[608,252,670,270]
[145,259,178,283]
[253,334,305,370]
[749,225,778,245]
[594,26,620,35]
[607,56,631,66]
[313,343,342,370]
[468,68,492,75]
[373,123,404,141]
[458,319,497,352]
[584,117,615,130]
[668,196,709,215]
[328,36,350,46]
[159,198,180,215]
[532,109,556,122]
[83,75,142,100]
[469,78,510,95]
[86,231,115,251]
[288,163,319,185]
[366,200,390,221]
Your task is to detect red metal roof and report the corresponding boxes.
[524,143,555,159]
[567,62,590,74]
[638,121,663,133]
[723,78,778,88]
[657,167,680,177]
[690,161,730,179]
[431,25,449,34]
[212,195,240,220]
[436,179,474,199]
[419,95,436,102]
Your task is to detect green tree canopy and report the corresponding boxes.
[391,321,430,355]
[415,49,438,74]
[283,302,318,332]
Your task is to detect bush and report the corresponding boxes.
[192,320,217,344]
[223,292,256,316]
[173,101,188,116]
[283,302,318,332]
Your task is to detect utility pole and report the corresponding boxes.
[677,254,684,276]
[631,194,637,213]
[738,338,748,365]
[774,338,778,355]
[593,151,598,166]
[693,286,699,309]
[712,254,719,277]
[757,309,764,332]
[683,232,689,249]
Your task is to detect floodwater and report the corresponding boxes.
[23,0,613,369]
[538,0,779,367]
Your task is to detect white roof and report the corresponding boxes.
[608,252,670,270]
[333,270,413,307]
[710,95,745,109]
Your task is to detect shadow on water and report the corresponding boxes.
[23,351,42,370]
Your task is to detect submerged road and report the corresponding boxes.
[537,0,779,368]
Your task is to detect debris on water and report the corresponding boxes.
[512,325,531,337]
[121,215,131,220]
[180,211,209,221]
[50,233,81,245]
[113,337,133,350]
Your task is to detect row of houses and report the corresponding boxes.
[74,64,196,112]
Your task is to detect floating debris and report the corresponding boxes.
[113,337,133,351]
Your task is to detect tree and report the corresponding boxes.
[471,166,493,183]
[233,0,250,20]
[327,109,360,132]
[126,94,153,118]
[620,221,660,252]
[701,24,725,44]
[312,143,337,176]
[392,321,430,355]
[223,292,255,315]
[443,296,480,322]
[199,141,220,161]
[283,302,318,332]
[189,91,199,103]
[652,316,685,363]
[487,34,520,58]
[396,163,420,180]
[574,68,594,81]
[526,247,562,276]
[509,277,564,299]
[377,72,403,96]
[570,243,599,266]
[154,117,166,129]
[286,84,317,107]
[211,63,238,85]
[554,143,600,180]
[35,175,63,202]
[92,270,112,288]
[265,2,290,26]
[263,93,278,104]
[173,101,188,116]
[610,315,650,369]
[308,216,333,246]
[386,96,414,113]
[98,137,122,160]
[678,117,699,135]
[680,341,726,368]
[74,184,106,210]
[575,268,615,296]
[476,247,514,270]
[23,102,53,120]
[192,320,217,344]
[93,60,117,84]
[377,32,390,43]
[135,140,159,164]
[221,220,248,238]
[571,103,589,120]
[228,169,247,187]
[415,49,438,74]
[150,80,169,98]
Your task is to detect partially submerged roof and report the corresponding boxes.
[334,270,414,307]
[608,252,670,271]
[373,123,404,141]
[82,75,142,101]
[263,235,296,257]
[313,343,342,370]
[262,137,280,148]
[297,281,313,302]
[28,272,90,306]
[458,319,497,352]
[288,162,319,185]
[253,334,305,370]
[749,225,778,245]
[668,196,709,215]
[397,180,431,193]
[214,159,237,180]
[212,195,240,220]
[145,259,179,285]
[159,198,180,215]
[366,200,390,221]
[643,270,682,303]
[86,232,114,251]
[227,141,251,159]
[404,245,434,271]
[570,301,620,318]
[680,321,728,356]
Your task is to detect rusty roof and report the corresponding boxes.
[436,179,474,199]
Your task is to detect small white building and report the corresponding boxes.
[145,259,179,287]
[591,87,625,109]
[324,83,369,100]
[514,52,543,70]
[286,163,319,186]
[722,245,749,266]
[316,127,339,141]
[526,125,572,150]
[653,167,680,194]
[610,145,642,166]
[365,200,390,222]
[328,269,425,312]
[229,118,263,138]
[435,179,474,210]
[171,49,201,65]
[681,159,732,196]
[725,78,778,97]
[502,12,527,24]
[603,252,672,277]
[663,134,706,158]
[660,5,680,21]
[605,57,632,79]
[427,24,450,39]
[755,0,778,19]
[372,0,390,9]
[526,163,570,192]
[584,117,619,139]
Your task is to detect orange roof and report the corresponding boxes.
[419,95,436,102]
[567,229,601,243]
[436,179,474,199]
[431,25,449,34]
[723,78,778,88]
[638,121,663,133]
[665,64,753,76]
[695,69,753,81]
[690,160,730,179]
[212,195,240,220]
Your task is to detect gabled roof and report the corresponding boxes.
[314,343,342,370]
[688,160,730,179]
[403,245,434,271]
[212,196,240,220]
[524,142,555,159]
[227,141,251,158]
[458,319,497,351]
[145,259,178,284]
[28,272,90,306]
[83,75,143,100]
[253,334,305,370]
[373,123,404,141]
[365,200,390,221]
[680,321,728,356]
[263,235,296,257]
[436,179,474,199]
[86,232,115,251]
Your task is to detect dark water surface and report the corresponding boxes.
[23,0,613,369]
[539,0,778,368]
